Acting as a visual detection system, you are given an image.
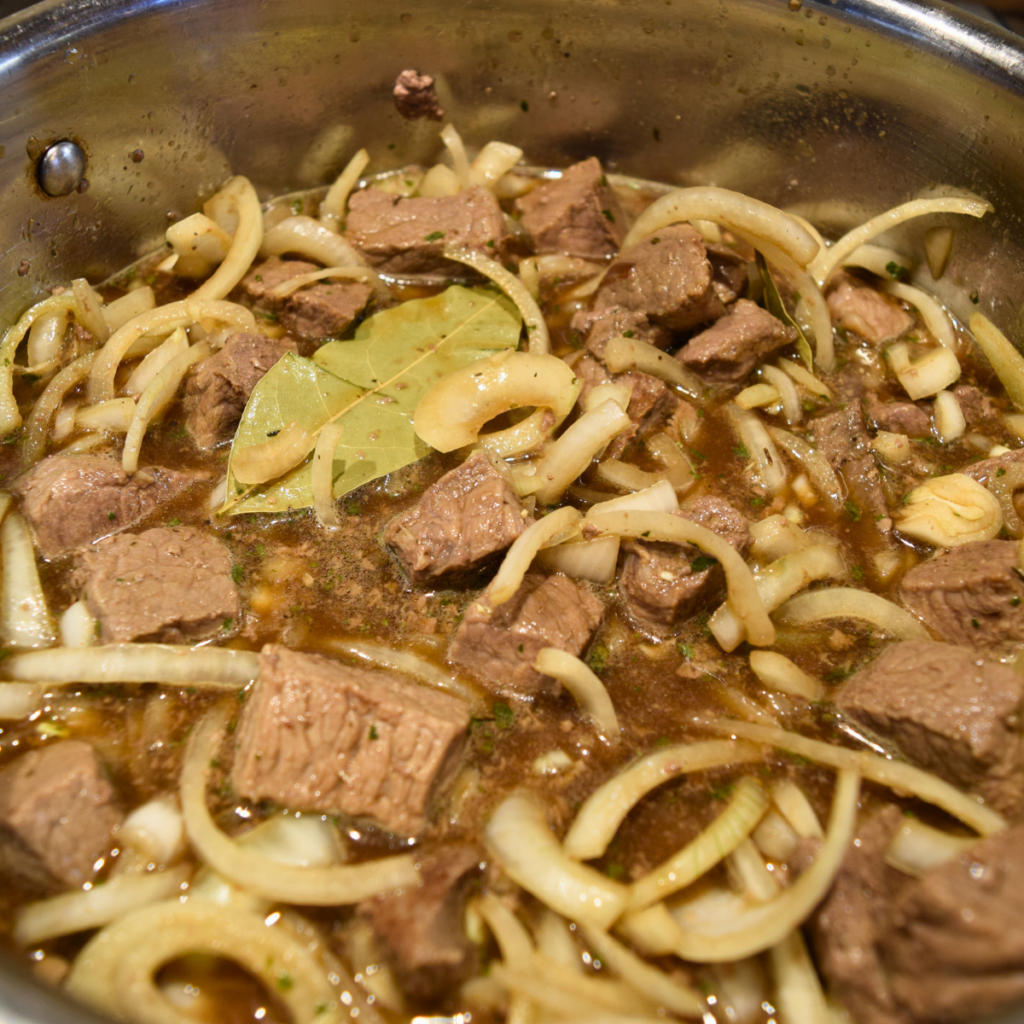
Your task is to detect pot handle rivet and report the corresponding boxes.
[37,140,86,197]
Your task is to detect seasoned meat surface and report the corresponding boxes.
[184,331,297,447]
[515,157,628,259]
[826,271,913,344]
[75,527,239,643]
[385,452,531,582]
[570,304,672,359]
[233,646,470,836]
[0,741,121,891]
[837,640,1024,814]
[345,186,509,273]
[899,540,1024,650]
[449,573,604,697]
[13,454,205,558]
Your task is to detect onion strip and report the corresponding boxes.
[603,336,703,398]
[772,587,931,641]
[0,508,56,651]
[969,313,1024,413]
[705,718,1004,835]
[182,712,420,904]
[489,506,582,607]
[20,350,97,463]
[563,739,762,861]
[767,426,844,513]
[269,264,389,301]
[320,147,370,230]
[485,792,628,929]
[587,510,775,647]
[192,176,264,301]
[261,215,365,267]
[883,279,956,350]
[477,892,534,966]
[535,647,620,743]
[311,421,344,526]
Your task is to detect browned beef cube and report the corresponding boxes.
[13,454,205,558]
[569,305,671,359]
[811,403,872,469]
[706,242,750,305]
[240,257,374,340]
[393,69,445,121]
[514,157,627,259]
[449,573,604,697]
[184,331,297,448]
[385,452,531,582]
[593,224,724,331]
[75,527,240,643]
[864,392,932,437]
[900,540,1024,650]
[837,640,1024,814]
[360,844,481,1000]
[826,271,913,345]
[952,383,1000,429]
[233,646,469,836]
[812,805,906,1024]
[345,186,509,274]
[882,826,1024,1022]
[606,370,683,459]
[679,299,795,383]
[619,497,750,634]
[0,741,121,891]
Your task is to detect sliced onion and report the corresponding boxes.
[534,535,620,584]
[970,313,1024,412]
[726,405,787,495]
[419,163,462,198]
[535,647,620,743]
[477,892,534,967]
[102,286,157,333]
[269,264,388,301]
[769,930,832,1024]
[748,651,822,701]
[883,279,956,350]
[0,682,42,720]
[748,514,823,562]
[603,336,703,399]
[933,388,966,443]
[586,480,679,517]
[776,357,832,399]
[767,426,844,513]
[230,419,316,486]
[72,278,111,344]
[590,509,774,647]
[924,226,954,280]
[760,365,801,425]
[629,776,768,912]
[594,459,666,493]
[192,176,264,300]
[441,123,473,189]
[26,308,69,368]
[840,242,913,279]
[120,797,186,868]
[123,327,189,396]
[320,147,370,230]
[58,600,97,648]
[0,644,258,686]
[311,421,344,526]
[884,816,976,878]
[986,461,1024,538]
[897,345,961,400]
[21,352,97,464]
[1,509,56,651]
[166,212,233,278]
[770,779,823,839]
[895,473,1002,547]
[182,712,420,904]
[471,141,524,189]
[485,792,628,929]
[563,739,762,861]
[791,267,835,370]
[772,587,931,641]
[76,397,136,434]
[443,245,549,354]
[489,506,582,607]
[736,384,781,410]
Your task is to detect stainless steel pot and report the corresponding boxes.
[2,0,1024,1021]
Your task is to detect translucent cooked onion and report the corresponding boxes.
[706,718,1004,836]
[595,459,666,493]
[71,278,111,344]
[760,365,801,425]
[790,267,834,370]
[1,508,56,651]
[101,286,157,333]
[727,405,787,495]
[66,898,342,1024]
[840,242,913,279]
[88,298,255,405]
[884,279,956,350]
[619,771,859,963]
[166,212,233,278]
[587,509,775,647]
[621,186,821,271]
[441,123,473,188]
[748,514,824,562]
[770,779,823,839]
[477,892,535,966]
[262,213,364,268]
[986,461,1024,538]
[75,397,136,434]
[629,777,768,912]
[124,327,189,396]
[485,792,628,928]
[897,345,961,400]
[736,383,781,410]
[414,350,579,453]
[319,147,370,230]
[182,713,420,904]
[489,506,582,607]
[524,400,632,505]
[120,797,186,868]
[269,264,389,301]
[884,816,976,878]
[895,472,1002,547]
[769,930,832,1024]
[772,587,931,641]
[26,308,69,369]
[811,194,993,286]
[933,388,967,444]
[0,644,258,686]
[534,535,621,584]
[563,739,762,861]
[709,543,846,653]
[535,647,620,743]
[58,600,97,648]
[748,651,822,701]
[15,864,190,945]
[586,480,679,517]
[471,140,524,189]
[603,336,704,398]
[646,433,698,496]
[443,245,550,354]
[476,406,557,457]
[231,420,317,486]
[0,682,41,720]
[924,226,955,280]
[970,312,1024,412]
[311,421,344,526]
[776,357,832,399]
[584,382,632,414]
[122,341,212,473]
[767,425,843,513]
[191,176,264,300]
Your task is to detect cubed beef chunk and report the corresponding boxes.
[864,393,932,437]
[962,445,1024,488]
[514,157,627,259]
[826,272,913,345]
[0,741,121,890]
[345,186,509,274]
[360,844,480,1000]
[900,540,1024,650]
[184,331,297,447]
[569,305,671,359]
[706,242,750,305]
[952,383,1000,429]
[812,805,907,1024]
[449,573,604,697]
[385,452,531,582]
[882,826,1024,1022]
[811,403,872,470]
[679,299,796,383]
[593,225,725,331]
[75,527,240,643]
[239,257,374,340]
[233,646,469,835]
[393,69,445,121]
[619,497,750,634]
[13,454,205,558]
[836,640,1024,814]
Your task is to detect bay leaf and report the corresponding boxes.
[755,251,814,371]
[221,285,521,515]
